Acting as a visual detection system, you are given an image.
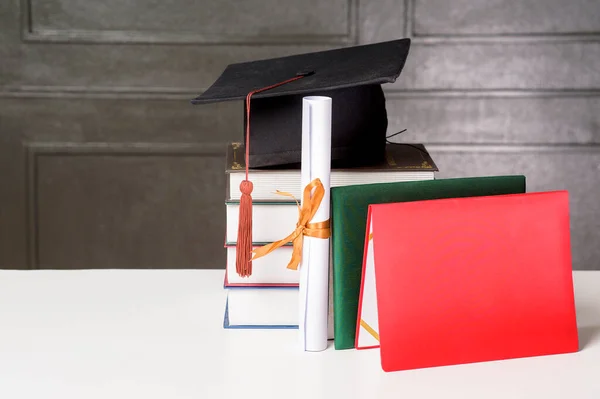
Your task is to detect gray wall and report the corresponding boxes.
[1,0,598,270]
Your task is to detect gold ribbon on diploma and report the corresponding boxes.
[251,178,330,271]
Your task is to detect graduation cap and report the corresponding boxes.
[191,38,411,277]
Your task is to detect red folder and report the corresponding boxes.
[367,191,579,372]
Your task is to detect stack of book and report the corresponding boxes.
[222,142,438,329]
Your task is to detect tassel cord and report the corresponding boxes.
[235,74,308,277]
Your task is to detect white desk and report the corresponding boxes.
[0,270,599,399]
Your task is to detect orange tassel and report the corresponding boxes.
[236,180,253,277]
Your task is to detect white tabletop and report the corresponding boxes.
[0,269,599,399]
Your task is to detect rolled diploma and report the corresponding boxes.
[299,96,332,352]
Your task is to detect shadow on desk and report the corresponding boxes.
[579,326,600,350]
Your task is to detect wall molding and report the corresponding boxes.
[385,89,600,99]
[404,0,600,44]
[0,85,199,100]
[20,0,359,45]
[424,143,600,153]
[4,85,600,100]
[409,34,600,45]
[24,141,226,269]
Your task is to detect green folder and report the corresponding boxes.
[330,175,527,350]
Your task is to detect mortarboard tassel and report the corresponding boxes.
[236,73,311,277]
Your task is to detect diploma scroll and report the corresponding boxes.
[299,96,332,352]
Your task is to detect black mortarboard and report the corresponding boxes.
[191,38,411,168]
[191,38,411,278]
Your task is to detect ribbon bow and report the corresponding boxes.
[251,178,330,271]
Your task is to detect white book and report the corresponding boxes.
[225,143,438,201]
[223,285,335,339]
[225,245,298,286]
[224,287,299,328]
[226,202,298,244]
[228,171,435,200]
